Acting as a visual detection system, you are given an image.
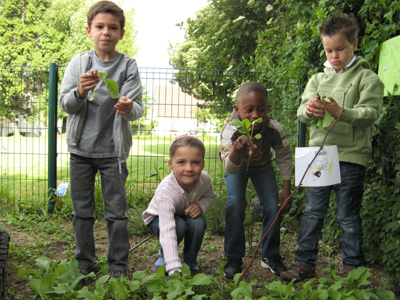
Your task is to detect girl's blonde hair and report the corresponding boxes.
[169,135,205,159]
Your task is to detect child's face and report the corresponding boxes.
[234,91,269,133]
[322,33,358,73]
[168,146,204,194]
[86,12,125,60]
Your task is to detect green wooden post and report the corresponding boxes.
[48,63,58,214]
[298,79,306,148]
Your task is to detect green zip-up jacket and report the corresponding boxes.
[297,56,384,167]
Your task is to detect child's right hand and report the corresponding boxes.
[185,203,201,218]
[233,135,256,152]
[306,98,326,118]
[77,69,100,98]
[229,135,257,166]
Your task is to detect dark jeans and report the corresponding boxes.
[148,215,206,269]
[70,153,129,272]
[224,162,281,260]
[295,162,367,270]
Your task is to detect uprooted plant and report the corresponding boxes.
[228,117,263,171]
[89,69,120,101]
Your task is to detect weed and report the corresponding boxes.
[126,206,149,237]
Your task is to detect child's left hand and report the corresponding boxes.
[278,189,291,211]
[325,96,342,118]
[114,96,133,115]
[185,203,201,218]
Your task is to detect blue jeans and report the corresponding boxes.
[224,162,281,260]
[295,162,367,270]
[70,154,130,272]
[148,215,206,269]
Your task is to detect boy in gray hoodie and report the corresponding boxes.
[59,0,143,278]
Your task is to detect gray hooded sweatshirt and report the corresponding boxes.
[59,50,143,172]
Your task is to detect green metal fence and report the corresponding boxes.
[0,64,304,207]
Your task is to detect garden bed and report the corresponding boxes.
[2,219,399,299]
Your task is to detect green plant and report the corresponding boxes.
[126,206,149,237]
[228,117,263,171]
[89,70,120,100]
[310,92,334,131]
[17,257,396,300]
[203,183,227,235]
[144,162,164,183]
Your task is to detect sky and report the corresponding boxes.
[129,0,210,68]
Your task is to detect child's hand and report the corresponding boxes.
[233,135,256,152]
[278,189,291,211]
[306,97,326,118]
[325,96,342,118]
[185,203,201,218]
[278,180,291,211]
[229,135,258,166]
[114,96,133,115]
[78,69,100,98]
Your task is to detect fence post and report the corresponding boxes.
[48,63,58,214]
[297,79,306,148]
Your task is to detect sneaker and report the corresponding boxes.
[110,270,128,278]
[78,268,94,285]
[190,268,202,277]
[224,259,243,279]
[150,255,164,274]
[280,262,315,282]
[79,267,93,276]
[261,255,287,275]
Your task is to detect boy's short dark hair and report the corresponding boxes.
[320,13,359,43]
[87,1,125,31]
[237,81,268,103]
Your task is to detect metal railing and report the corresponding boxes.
[0,64,304,208]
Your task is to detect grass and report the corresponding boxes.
[0,134,225,205]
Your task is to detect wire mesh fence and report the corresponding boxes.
[0,65,303,206]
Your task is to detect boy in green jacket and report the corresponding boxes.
[280,13,384,282]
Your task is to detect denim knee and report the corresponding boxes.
[187,216,206,233]
[175,216,188,242]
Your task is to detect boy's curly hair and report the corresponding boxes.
[87,1,125,31]
[320,13,359,43]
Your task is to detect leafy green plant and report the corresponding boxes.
[89,70,120,101]
[228,117,263,170]
[204,183,227,235]
[310,93,333,131]
[126,206,149,237]
[16,257,396,300]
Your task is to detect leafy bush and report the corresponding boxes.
[204,182,227,236]
[126,206,149,237]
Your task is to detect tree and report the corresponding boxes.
[0,0,52,66]
[40,0,138,66]
[0,0,139,122]
[169,0,273,120]
[254,0,400,81]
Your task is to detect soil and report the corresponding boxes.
[2,220,399,299]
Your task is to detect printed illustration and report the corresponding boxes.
[311,158,331,181]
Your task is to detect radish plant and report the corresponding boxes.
[89,69,120,101]
[312,92,334,131]
[228,117,263,171]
